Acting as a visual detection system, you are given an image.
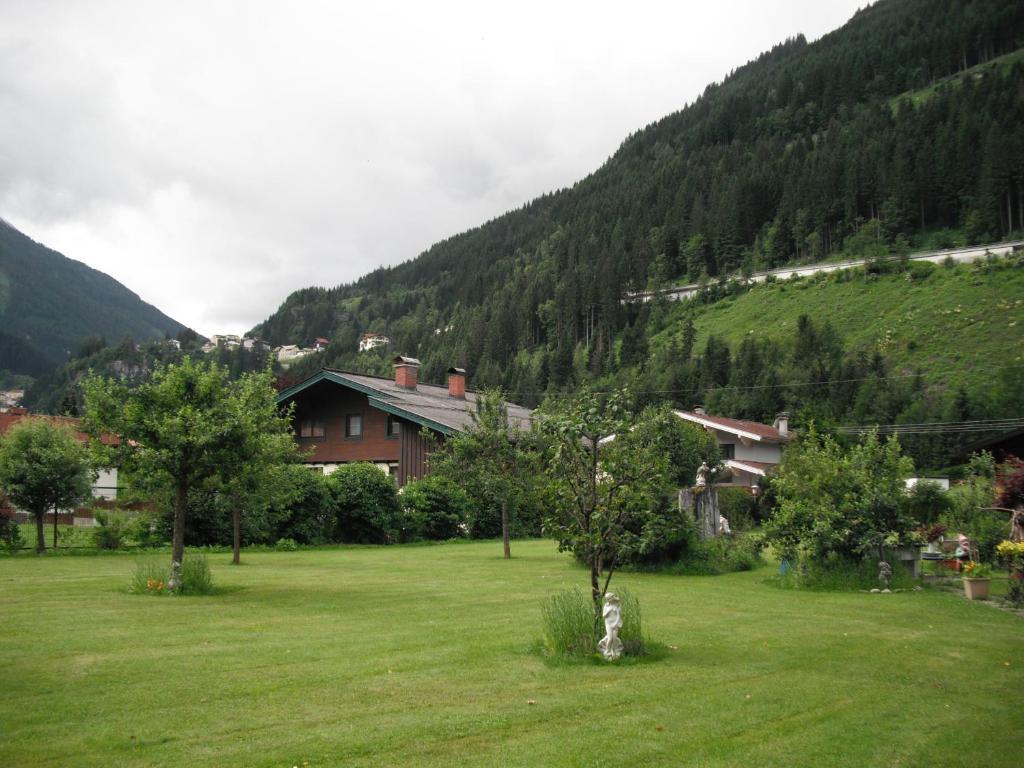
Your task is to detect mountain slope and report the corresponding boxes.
[0,219,186,374]
[253,0,1024,398]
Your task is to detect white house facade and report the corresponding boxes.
[675,409,791,490]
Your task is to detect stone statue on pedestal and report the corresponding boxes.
[598,593,624,661]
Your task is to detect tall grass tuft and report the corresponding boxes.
[129,554,214,595]
[130,560,169,595]
[540,587,596,657]
[539,586,647,659]
[177,554,214,595]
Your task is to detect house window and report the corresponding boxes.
[345,413,363,439]
[720,443,735,460]
[299,419,325,438]
[386,415,400,439]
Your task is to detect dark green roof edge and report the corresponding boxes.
[276,369,394,404]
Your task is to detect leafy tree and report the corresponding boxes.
[0,418,94,554]
[539,389,670,619]
[429,390,538,558]
[218,369,299,564]
[765,426,915,562]
[83,357,244,568]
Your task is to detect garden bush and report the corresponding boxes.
[327,463,401,544]
[539,587,646,659]
[674,532,764,575]
[275,537,299,551]
[0,512,24,554]
[400,475,470,541]
[272,465,333,545]
[93,510,130,550]
[716,487,758,531]
[129,560,170,595]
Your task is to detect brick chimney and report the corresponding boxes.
[393,355,420,390]
[773,411,789,436]
[447,367,466,399]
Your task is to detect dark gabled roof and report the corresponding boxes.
[276,368,533,436]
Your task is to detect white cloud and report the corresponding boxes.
[0,0,866,336]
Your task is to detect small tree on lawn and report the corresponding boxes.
[429,389,537,558]
[219,368,299,565]
[83,357,242,569]
[0,418,94,554]
[539,389,669,622]
[765,426,914,563]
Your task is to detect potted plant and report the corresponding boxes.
[961,561,993,600]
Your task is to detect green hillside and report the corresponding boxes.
[668,258,1024,392]
[0,219,186,376]
[254,0,1024,399]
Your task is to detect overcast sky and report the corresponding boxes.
[0,0,866,337]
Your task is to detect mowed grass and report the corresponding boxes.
[1,540,1022,768]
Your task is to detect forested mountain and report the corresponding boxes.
[0,219,185,378]
[253,0,1024,396]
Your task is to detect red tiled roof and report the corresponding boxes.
[675,410,789,443]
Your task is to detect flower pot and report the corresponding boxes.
[963,578,991,600]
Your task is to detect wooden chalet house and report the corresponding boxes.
[276,356,533,485]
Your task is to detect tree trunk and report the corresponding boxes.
[501,499,511,560]
[231,492,241,565]
[591,562,602,640]
[172,483,187,567]
[34,510,46,554]
[52,505,59,550]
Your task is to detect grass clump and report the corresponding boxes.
[769,553,916,591]
[539,587,647,660]
[129,554,214,596]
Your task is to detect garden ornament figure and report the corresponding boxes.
[168,560,182,592]
[694,462,710,488]
[877,561,892,591]
[598,593,624,661]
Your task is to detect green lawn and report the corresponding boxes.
[1,541,1022,767]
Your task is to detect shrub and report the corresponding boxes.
[400,475,470,541]
[275,537,299,551]
[326,463,401,544]
[539,587,646,659]
[273,465,333,545]
[128,512,166,548]
[93,510,130,550]
[675,532,764,575]
[717,487,758,531]
[0,513,25,554]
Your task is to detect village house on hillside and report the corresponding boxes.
[277,356,532,485]
[675,408,791,491]
[358,332,391,353]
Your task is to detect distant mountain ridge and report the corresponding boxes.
[0,218,185,375]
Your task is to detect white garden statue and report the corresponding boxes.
[598,592,624,661]
[694,461,710,487]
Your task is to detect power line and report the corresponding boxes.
[836,418,1024,435]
